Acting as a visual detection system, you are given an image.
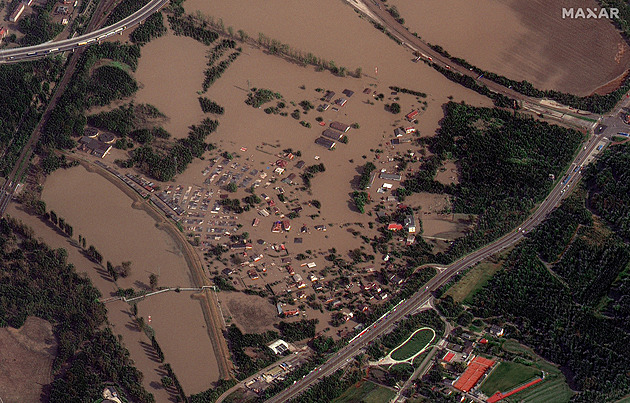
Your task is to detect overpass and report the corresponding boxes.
[0,0,168,63]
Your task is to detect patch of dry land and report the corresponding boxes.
[37,165,220,394]
[386,0,630,95]
[0,317,57,402]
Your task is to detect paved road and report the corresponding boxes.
[267,33,630,402]
[0,0,168,63]
[355,0,602,127]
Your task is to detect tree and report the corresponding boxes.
[227,182,237,192]
[50,210,58,225]
[389,103,401,114]
[149,273,159,290]
[119,261,132,278]
[161,376,173,388]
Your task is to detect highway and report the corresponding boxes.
[0,0,168,63]
[267,4,630,397]
[268,120,609,403]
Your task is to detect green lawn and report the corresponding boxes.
[479,361,542,396]
[505,376,573,403]
[390,328,434,361]
[332,380,396,403]
[445,261,504,303]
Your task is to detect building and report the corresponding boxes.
[0,27,8,41]
[489,325,504,337]
[406,110,419,121]
[323,90,335,102]
[330,121,350,132]
[295,160,305,169]
[333,98,347,107]
[85,127,99,138]
[380,172,402,181]
[99,132,115,144]
[452,356,495,392]
[272,221,282,233]
[268,339,290,355]
[276,303,283,316]
[404,214,416,233]
[405,126,415,134]
[387,223,403,231]
[9,3,25,23]
[342,89,354,97]
[315,137,336,149]
[282,220,291,231]
[394,127,405,137]
[322,129,343,141]
[78,136,112,158]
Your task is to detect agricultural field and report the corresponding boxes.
[500,340,574,403]
[332,380,396,403]
[390,327,435,361]
[385,0,630,95]
[479,361,542,396]
[445,259,505,303]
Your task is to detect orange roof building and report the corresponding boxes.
[453,356,495,393]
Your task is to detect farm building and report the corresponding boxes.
[315,137,336,149]
[380,172,402,181]
[406,110,419,121]
[322,129,343,141]
[453,356,495,392]
[9,3,25,22]
[330,121,350,132]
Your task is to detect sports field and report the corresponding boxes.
[390,328,435,361]
[332,380,396,403]
[480,361,541,396]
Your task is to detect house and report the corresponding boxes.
[276,159,288,168]
[405,126,415,134]
[462,341,474,358]
[315,137,336,149]
[9,3,25,22]
[78,136,112,158]
[296,281,307,289]
[323,90,335,102]
[268,339,290,355]
[296,290,307,299]
[489,325,504,337]
[330,121,350,132]
[292,274,303,283]
[272,221,282,233]
[404,214,416,233]
[333,98,347,107]
[282,220,291,231]
[283,309,299,317]
[247,270,259,280]
[252,218,260,227]
[0,27,7,41]
[406,110,419,121]
[388,223,403,231]
[342,89,354,97]
[380,172,402,181]
[276,303,283,316]
[322,129,343,141]
[295,160,305,169]
[394,127,405,137]
[317,104,329,112]
[406,235,416,245]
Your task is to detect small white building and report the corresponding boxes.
[268,339,290,355]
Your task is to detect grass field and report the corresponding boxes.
[390,328,435,361]
[479,361,541,396]
[332,380,396,403]
[445,260,504,303]
[500,340,574,403]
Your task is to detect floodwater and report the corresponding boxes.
[37,165,220,394]
[387,0,630,95]
[133,31,209,139]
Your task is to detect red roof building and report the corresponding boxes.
[387,223,403,231]
[443,352,455,362]
[453,356,495,393]
[406,110,419,121]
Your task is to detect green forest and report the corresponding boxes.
[0,217,153,402]
[402,102,583,263]
[468,143,630,401]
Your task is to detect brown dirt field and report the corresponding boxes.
[435,161,459,186]
[591,69,629,95]
[0,317,57,403]
[387,0,630,95]
[220,292,280,334]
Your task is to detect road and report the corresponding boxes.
[267,12,630,397]
[0,0,168,63]
[354,0,602,128]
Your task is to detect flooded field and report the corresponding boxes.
[36,165,221,394]
[133,32,209,139]
[386,0,630,95]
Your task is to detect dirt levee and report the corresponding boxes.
[387,0,630,95]
[0,317,57,402]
